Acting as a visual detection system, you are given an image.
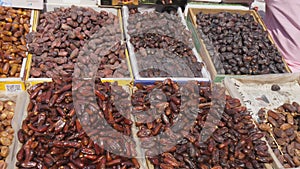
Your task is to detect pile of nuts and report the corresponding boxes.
[0,7,31,77]
[258,102,300,168]
[130,33,203,77]
[196,12,287,75]
[133,79,273,168]
[0,100,16,168]
[28,6,120,78]
[17,77,139,168]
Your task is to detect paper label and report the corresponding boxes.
[0,0,43,9]
[5,84,22,92]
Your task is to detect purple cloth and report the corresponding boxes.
[265,0,300,72]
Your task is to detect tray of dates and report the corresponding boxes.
[187,7,290,82]
[0,6,38,91]
[123,6,211,84]
[25,4,133,87]
[131,79,273,169]
[0,91,27,168]
[15,77,145,168]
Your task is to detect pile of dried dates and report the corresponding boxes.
[258,102,300,168]
[28,6,121,79]
[127,9,192,47]
[0,7,31,77]
[196,12,287,75]
[130,33,203,77]
[127,9,205,78]
[16,77,139,168]
[133,79,272,168]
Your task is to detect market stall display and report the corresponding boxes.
[1,1,299,168]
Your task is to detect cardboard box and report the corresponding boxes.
[98,0,138,6]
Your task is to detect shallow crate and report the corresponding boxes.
[122,6,211,85]
[187,7,290,83]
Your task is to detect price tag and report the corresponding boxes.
[1,0,43,10]
[5,84,22,92]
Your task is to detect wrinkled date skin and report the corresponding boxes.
[16,77,139,168]
[196,12,287,75]
[130,33,203,77]
[28,6,119,78]
[258,102,300,168]
[140,80,273,168]
[0,6,31,77]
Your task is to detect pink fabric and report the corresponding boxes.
[265,0,300,72]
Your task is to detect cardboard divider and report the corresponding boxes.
[224,73,300,169]
[187,7,291,82]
